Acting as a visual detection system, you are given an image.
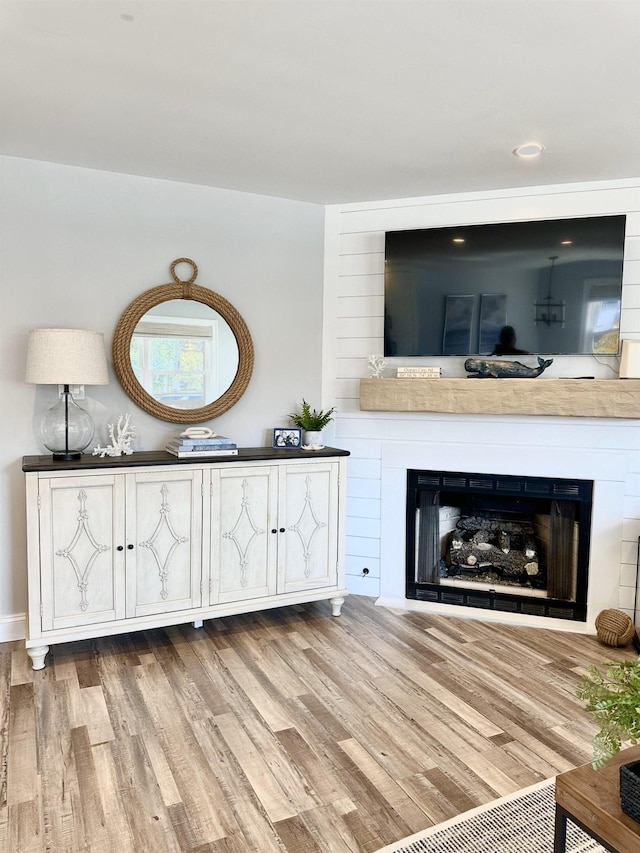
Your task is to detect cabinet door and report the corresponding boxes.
[278,462,338,594]
[39,475,125,631]
[126,470,203,617]
[210,466,277,604]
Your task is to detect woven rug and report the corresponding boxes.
[376,778,606,853]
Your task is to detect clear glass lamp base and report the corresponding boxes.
[39,390,95,460]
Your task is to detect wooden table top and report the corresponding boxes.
[555,745,640,853]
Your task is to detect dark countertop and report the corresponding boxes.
[23,446,350,473]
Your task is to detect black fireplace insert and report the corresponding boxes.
[406,469,593,621]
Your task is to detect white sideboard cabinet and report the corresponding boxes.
[23,447,349,669]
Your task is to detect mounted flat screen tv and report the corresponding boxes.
[384,215,626,358]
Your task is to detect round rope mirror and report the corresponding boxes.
[113,258,254,424]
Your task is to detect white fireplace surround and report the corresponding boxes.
[323,179,640,633]
[377,421,633,633]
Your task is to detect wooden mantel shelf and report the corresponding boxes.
[359,378,640,419]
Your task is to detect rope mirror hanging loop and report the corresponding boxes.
[171,257,197,300]
[112,258,254,424]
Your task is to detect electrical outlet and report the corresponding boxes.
[58,384,85,400]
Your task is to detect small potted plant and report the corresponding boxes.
[577,658,640,820]
[289,399,336,447]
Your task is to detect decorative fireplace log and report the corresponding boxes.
[449,541,539,577]
[448,515,540,580]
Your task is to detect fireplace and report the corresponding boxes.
[406,469,593,621]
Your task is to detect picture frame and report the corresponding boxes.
[272,428,302,448]
[479,293,507,354]
[442,294,474,355]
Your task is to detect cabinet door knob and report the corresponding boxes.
[279,528,285,533]
[116,545,124,551]
[271,529,277,534]
[127,544,134,550]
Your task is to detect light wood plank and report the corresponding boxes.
[81,684,115,745]
[6,683,38,806]
[214,711,300,823]
[134,661,235,844]
[70,725,110,847]
[10,647,33,686]
[339,737,433,829]
[109,733,183,852]
[216,646,294,732]
[92,742,137,853]
[360,377,640,418]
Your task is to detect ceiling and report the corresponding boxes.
[1,0,639,205]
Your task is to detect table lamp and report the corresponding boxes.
[26,328,109,460]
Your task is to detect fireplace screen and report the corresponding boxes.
[407,470,593,621]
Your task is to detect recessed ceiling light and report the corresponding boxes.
[561,240,573,245]
[513,142,544,159]
[452,237,465,243]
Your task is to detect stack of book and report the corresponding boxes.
[166,434,238,458]
[396,366,441,379]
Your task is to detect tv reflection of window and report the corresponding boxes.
[583,284,621,354]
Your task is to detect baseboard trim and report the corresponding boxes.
[0,613,26,643]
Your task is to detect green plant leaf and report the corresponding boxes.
[577,659,640,768]
[288,399,336,431]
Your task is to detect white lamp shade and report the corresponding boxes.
[619,340,640,379]
[26,328,109,385]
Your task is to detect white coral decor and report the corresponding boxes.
[92,414,137,457]
[367,355,386,378]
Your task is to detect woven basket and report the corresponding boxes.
[595,609,635,647]
[620,760,640,823]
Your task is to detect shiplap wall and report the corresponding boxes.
[323,179,640,625]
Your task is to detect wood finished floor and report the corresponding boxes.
[1,596,636,853]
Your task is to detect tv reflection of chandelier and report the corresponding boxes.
[534,255,566,327]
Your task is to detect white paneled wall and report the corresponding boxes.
[323,180,640,628]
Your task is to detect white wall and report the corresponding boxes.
[323,179,640,627]
[0,156,326,637]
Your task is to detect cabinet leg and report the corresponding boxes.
[26,645,49,670]
[193,619,204,629]
[329,596,345,617]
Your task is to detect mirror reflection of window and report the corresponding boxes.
[129,299,241,411]
[132,315,216,409]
